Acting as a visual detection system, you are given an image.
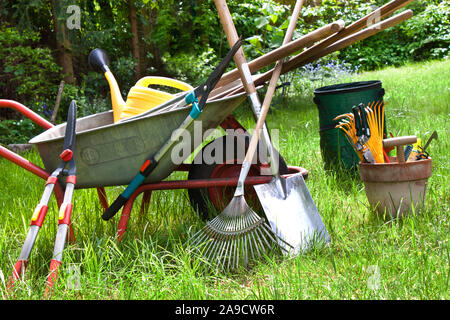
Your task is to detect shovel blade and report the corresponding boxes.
[254,173,330,256]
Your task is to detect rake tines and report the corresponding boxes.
[190,196,282,270]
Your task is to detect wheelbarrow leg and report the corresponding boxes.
[96,187,109,212]
[138,191,152,220]
[117,196,137,243]
[117,188,154,243]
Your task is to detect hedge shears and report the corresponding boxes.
[8,101,78,295]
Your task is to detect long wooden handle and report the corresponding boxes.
[243,0,303,164]
[252,9,414,88]
[215,0,257,96]
[312,0,414,52]
[383,136,417,163]
[278,0,415,77]
[215,19,344,89]
[215,0,413,97]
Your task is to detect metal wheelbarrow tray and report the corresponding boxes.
[29,93,246,188]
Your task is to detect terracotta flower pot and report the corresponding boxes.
[359,157,432,218]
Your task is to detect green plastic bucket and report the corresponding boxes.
[313,80,385,170]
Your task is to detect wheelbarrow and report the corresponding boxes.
[0,94,307,291]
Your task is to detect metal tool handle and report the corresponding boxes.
[422,130,438,152]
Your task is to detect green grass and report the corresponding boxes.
[0,59,448,300]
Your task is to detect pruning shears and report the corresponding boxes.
[416,130,437,160]
[8,101,78,294]
[352,103,375,163]
[101,37,243,221]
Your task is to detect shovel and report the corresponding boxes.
[251,20,330,257]
[215,0,330,256]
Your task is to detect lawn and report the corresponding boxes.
[0,59,448,300]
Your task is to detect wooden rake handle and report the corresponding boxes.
[214,0,257,96]
[214,0,303,165]
[243,0,304,164]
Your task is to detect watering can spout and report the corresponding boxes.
[104,71,126,122]
[88,48,126,122]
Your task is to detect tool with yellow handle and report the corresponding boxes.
[88,49,193,122]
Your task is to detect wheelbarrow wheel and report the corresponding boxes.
[187,134,289,221]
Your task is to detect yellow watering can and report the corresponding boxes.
[123,76,193,121]
[89,49,193,122]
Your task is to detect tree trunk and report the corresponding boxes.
[140,6,170,77]
[51,0,75,85]
[129,1,141,80]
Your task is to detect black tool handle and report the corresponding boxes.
[352,105,362,137]
[359,103,370,138]
[102,195,128,220]
[88,48,110,73]
[101,156,158,221]
[61,100,77,152]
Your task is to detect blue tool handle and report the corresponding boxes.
[102,157,157,221]
[102,173,145,220]
[404,145,413,160]
[185,91,202,119]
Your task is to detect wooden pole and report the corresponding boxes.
[258,9,414,85]
[213,0,415,97]
[50,80,65,124]
[243,0,304,165]
[215,19,345,89]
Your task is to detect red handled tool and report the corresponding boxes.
[8,101,77,295]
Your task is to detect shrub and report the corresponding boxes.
[0,26,61,114]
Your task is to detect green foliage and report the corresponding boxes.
[163,46,219,85]
[403,2,449,61]
[0,26,61,145]
[338,0,450,70]
[229,0,291,58]
[0,0,448,145]
[0,118,41,145]
[0,26,61,108]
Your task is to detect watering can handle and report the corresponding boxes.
[135,77,193,92]
[383,136,417,163]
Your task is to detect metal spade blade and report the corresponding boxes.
[254,173,331,256]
